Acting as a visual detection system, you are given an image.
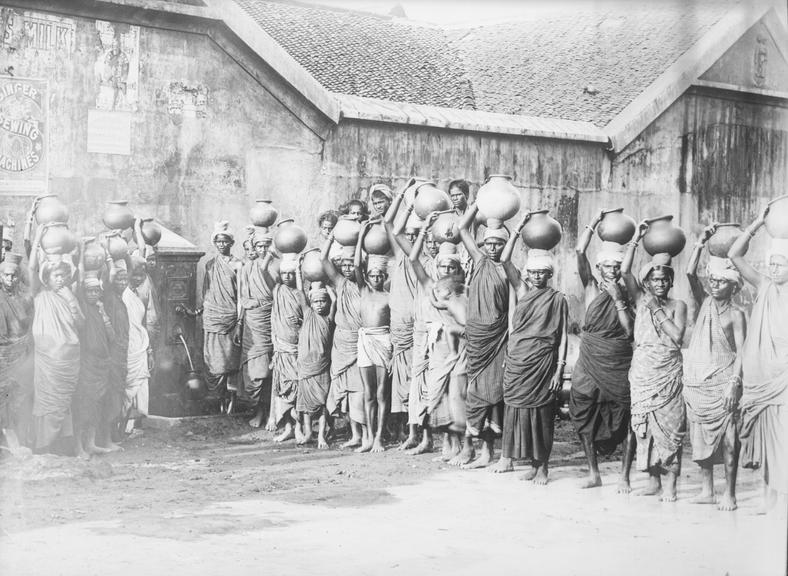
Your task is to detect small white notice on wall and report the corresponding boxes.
[87,109,131,155]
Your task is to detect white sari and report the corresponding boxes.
[123,287,150,416]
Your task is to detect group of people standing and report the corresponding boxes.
[0,219,157,458]
[195,178,787,512]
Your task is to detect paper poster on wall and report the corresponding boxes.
[0,75,48,195]
[87,109,131,155]
[0,9,77,53]
[94,20,140,112]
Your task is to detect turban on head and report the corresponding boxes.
[367,255,389,274]
[595,241,625,266]
[767,238,788,266]
[309,286,329,302]
[82,272,103,290]
[279,254,299,273]
[706,256,742,289]
[369,184,393,201]
[483,227,509,243]
[436,242,461,266]
[0,252,22,273]
[405,212,424,230]
[340,245,355,261]
[526,249,554,271]
[639,252,673,284]
[211,221,235,243]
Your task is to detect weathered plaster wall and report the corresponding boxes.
[0,5,327,255]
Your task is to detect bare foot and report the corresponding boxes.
[450,445,475,467]
[297,433,314,446]
[294,427,306,445]
[371,438,385,453]
[355,441,372,453]
[274,428,295,443]
[9,445,32,459]
[341,437,362,449]
[265,418,277,433]
[317,435,329,450]
[101,442,122,453]
[616,478,632,494]
[717,494,737,511]
[689,493,716,505]
[406,439,433,455]
[638,477,661,496]
[520,466,539,481]
[579,475,602,489]
[533,466,549,485]
[462,451,492,470]
[489,457,514,474]
[398,435,418,451]
[76,449,90,460]
[248,410,264,429]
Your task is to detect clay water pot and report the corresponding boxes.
[431,212,461,244]
[301,249,326,282]
[139,218,162,246]
[274,219,307,254]
[413,183,451,220]
[520,210,563,250]
[363,223,391,255]
[403,177,431,207]
[707,223,742,257]
[40,222,76,255]
[33,194,68,225]
[642,215,686,257]
[83,237,107,270]
[103,200,135,230]
[476,175,520,229]
[765,194,788,238]
[597,208,637,244]
[250,199,278,228]
[105,231,129,259]
[333,216,362,246]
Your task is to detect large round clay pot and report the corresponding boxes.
[431,213,461,244]
[333,216,362,246]
[403,177,431,207]
[642,215,686,257]
[103,200,134,230]
[707,223,742,257]
[597,208,637,244]
[765,194,788,238]
[274,219,307,254]
[83,238,107,270]
[34,194,68,225]
[520,210,562,250]
[139,218,162,246]
[363,223,391,255]
[413,183,451,220]
[106,231,129,259]
[301,249,326,282]
[40,222,76,254]
[476,175,520,229]
[250,199,278,228]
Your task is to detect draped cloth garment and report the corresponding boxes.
[389,253,417,413]
[683,298,738,464]
[570,290,633,455]
[501,287,567,459]
[103,289,129,423]
[297,307,333,414]
[327,278,364,423]
[465,256,509,435]
[240,259,273,402]
[123,288,150,417]
[76,296,112,428]
[422,310,466,429]
[357,326,393,370]
[629,300,686,473]
[408,257,437,427]
[271,284,302,424]
[32,289,82,448]
[202,256,241,382]
[0,288,33,428]
[739,281,788,494]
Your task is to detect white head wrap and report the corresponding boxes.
[638,253,673,284]
[279,254,299,273]
[595,241,625,266]
[706,256,742,289]
[526,249,554,271]
[767,238,788,265]
[369,184,393,201]
[367,255,389,274]
[483,227,509,243]
[436,242,461,266]
[309,286,329,301]
[211,221,235,243]
[405,212,424,230]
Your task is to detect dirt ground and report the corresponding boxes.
[0,416,786,576]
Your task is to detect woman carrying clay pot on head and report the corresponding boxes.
[727,203,788,509]
[621,220,687,503]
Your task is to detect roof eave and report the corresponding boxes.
[604,3,773,153]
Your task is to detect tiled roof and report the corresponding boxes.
[233,0,476,109]
[230,0,741,126]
